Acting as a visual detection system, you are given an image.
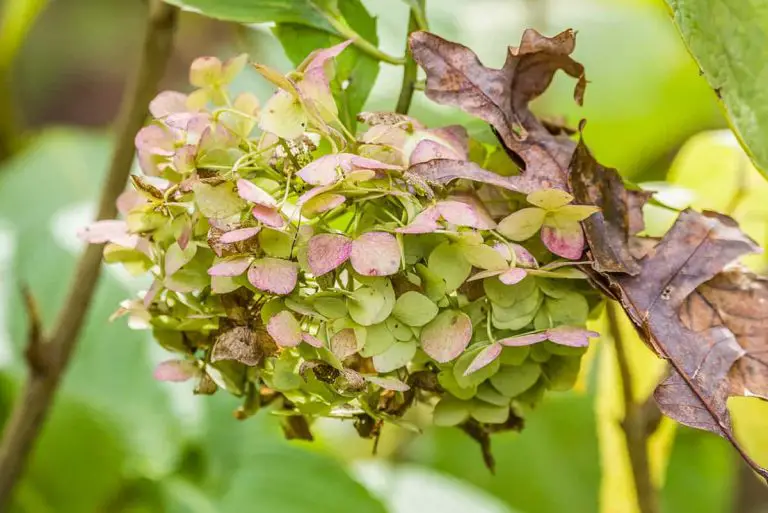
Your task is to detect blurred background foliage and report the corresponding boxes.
[0,0,766,511]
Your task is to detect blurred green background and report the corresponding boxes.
[0,0,766,511]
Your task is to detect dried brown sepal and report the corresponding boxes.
[607,209,767,479]
[194,372,218,395]
[569,126,652,275]
[409,29,585,191]
[281,414,314,441]
[680,268,768,400]
[458,419,497,473]
[211,326,274,366]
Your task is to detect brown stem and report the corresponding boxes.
[732,456,768,513]
[394,1,425,115]
[0,1,177,507]
[607,301,660,513]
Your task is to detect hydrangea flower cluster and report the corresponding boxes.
[81,42,600,440]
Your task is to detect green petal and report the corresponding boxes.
[392,291,439,327]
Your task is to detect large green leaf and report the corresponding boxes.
[665,0,768,179]
[0,375,128,513]
[164,0,333,31]
[0,130,183,474]
[273,0,380,131]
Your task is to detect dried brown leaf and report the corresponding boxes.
[409,29,585,191]
[608,209,767,479]
[211,326,275,366]
[681,268,768,400]
[569,130,652,275]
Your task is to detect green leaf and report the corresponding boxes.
[359,322,395,357]
[437,368,476,400]
[164,0,334,31]
[460,242,509,271]
[542,355,581,391]
[427,242,472,293]
[499,345,530,366]
[475,383,510,407]
[483,275,538,308]
[526,189,573,210]
[386,316,413,341]
[258,228,293,258]
[453,344,501,388]
[193,181,247,219]
[469,400,509,424]
[259,90,307,140]
[273,0,380,131]
[312,296,347,319]
[392,291,438,327]
[372,339,417,373]
[666,0,768,179]
[497,207,546,241]
[489,363,541,398]
[347,279,394,326]
[433,396,472,427]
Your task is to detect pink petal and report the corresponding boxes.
[307,234,352,276]
[247,257,298,295]
[153,359,199,382]
[396,207,440,234]
[252,205,286,228]
[510,243,538,267]
[267,311,302,347]
[116,190,146,216]
[541,222,585,260]
[492,242,513,262]
[429,125,469,158]
[297,154,350,185]
[198,124,237,153]
[463,343,502,376]
[177,219,193,250]
[350,232,400,276]
[498,332,548,347]
[436,200,479,228]
[189,56,222,88]
[219,227,261,243]
[446,195,496,229]
[546,327,599,347]
[135,125,174,156]
[208,256,252,277]
[364,376,410,391]
[499,267,527,285]
[143,279,163,308]
[237,179,277,207]
[301,332,324,348]
[330,328,358,359]
[78,220,138,248]
[303,40,353,72]
[149,91,189,118]
[348,155,401,171]
[409,139,463,166]
[420,310,473,363]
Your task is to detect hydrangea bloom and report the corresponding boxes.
[83,42,600,440]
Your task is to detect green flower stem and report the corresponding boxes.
[323,14,405,66]
[0,1,179,506]
[395,0,425,114]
